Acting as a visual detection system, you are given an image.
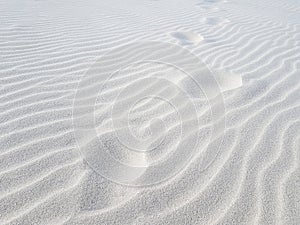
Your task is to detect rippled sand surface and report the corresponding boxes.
[0,0,299,224]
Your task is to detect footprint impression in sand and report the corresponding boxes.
[170,31,204,45]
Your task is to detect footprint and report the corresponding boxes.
[213,69,243,92]
[199,0,228,4]
[200,17,230,26]
[78,170,138,213]
[197,4,219,11]
[201,0,219,3]
[171,31,204,45]
[179,68,242,99]
[197,0,228,10]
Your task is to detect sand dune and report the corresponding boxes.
[0,0,299,224]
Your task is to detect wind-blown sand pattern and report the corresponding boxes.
[0,0,299,224]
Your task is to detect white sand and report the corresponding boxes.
[0,0,299,224]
